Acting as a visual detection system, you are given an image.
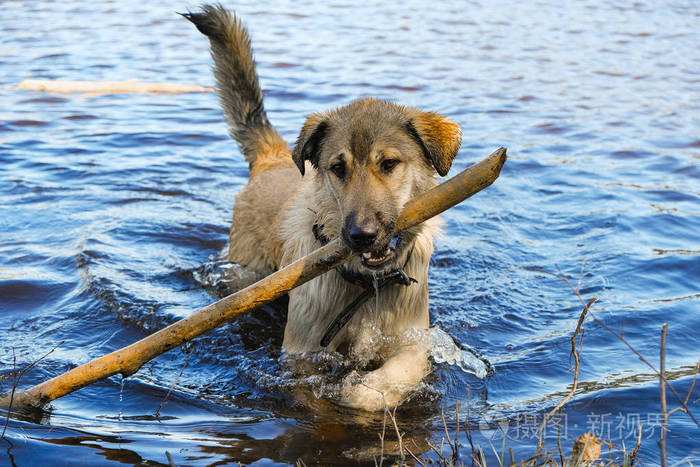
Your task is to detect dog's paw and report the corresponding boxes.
[338,369,408,411]
[337,346,430,411]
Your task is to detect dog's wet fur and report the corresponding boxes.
[185,5,462,410]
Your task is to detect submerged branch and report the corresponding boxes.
[16,79,214,95]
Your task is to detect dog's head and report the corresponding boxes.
[292,99,462,271]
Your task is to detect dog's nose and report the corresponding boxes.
[348,223,378,248]
[344,213,379,251]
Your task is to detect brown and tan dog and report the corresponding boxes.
[185,5,462,411]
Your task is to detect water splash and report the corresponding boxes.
[428,327,489,378]
[403,327,489,378]
[194,259,268,297]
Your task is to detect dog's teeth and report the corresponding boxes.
[362,252,372,259]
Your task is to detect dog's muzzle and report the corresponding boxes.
[342,212,401,270]
[360,236,400,269]
[312,221,417,347]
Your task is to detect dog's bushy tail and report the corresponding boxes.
[183,4,286,168]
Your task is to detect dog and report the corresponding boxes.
[185,5,462,411]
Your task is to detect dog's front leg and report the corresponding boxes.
[340,344,429,411]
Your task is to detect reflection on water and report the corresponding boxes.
[1,0,699,464]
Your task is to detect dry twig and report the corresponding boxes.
[668,361,698,418]
[556,407,564,466]
[377,408,386,467]
[154,349,192,418]
[659,323,668,467]
[628,422,643,466]
[465,389,478,465]
[387,407,405,466]
[405,444,427,467]
[535,296,596,454]
[441,405,459,463]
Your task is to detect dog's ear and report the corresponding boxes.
[292,113,329,176]
[405,112,462,176]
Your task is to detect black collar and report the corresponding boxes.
[312,222,417,347]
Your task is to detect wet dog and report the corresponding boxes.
[185,5,462,411]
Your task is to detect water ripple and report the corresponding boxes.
[1,0,699,464]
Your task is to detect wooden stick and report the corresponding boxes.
[16,79,213,95]
[0,148,506,410]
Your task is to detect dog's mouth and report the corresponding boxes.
[360,236,400,269]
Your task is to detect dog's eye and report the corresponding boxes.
[381,159,400,173]
[330,162,346,179]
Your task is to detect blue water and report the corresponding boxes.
[1,0,699,465]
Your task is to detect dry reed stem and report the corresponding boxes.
[628,422,643,466]
[535,297,596,454]
[659,323,668,467]
[668,361,698,418]
[154,349,192,418]
[454,401,461,463]
[509,446,515,466]
[556,407,564,465]
[405,445,427,467]
[426,439,447,464]
[465,388,478,463]
[387,407,405,465]
[377,407,386,467]
[441,406,457,461]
